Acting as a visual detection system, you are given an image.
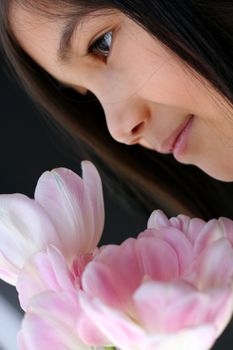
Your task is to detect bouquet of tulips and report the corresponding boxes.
[0,161,233,350]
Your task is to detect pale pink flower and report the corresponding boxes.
[4,161,109,349]
[0,161,104,285]
[17,245,112,348]
[77,210,233,350]
[0,161,106,349]
[1,159,233,350]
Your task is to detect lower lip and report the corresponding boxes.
[172,114,194,158]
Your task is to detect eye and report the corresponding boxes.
[88,31,113,61]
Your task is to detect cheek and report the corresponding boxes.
[130,57,201,109]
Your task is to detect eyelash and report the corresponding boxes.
[88,31,113,62]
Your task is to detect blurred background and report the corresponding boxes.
[0,54,232,350]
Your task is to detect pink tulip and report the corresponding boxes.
[17,245,112,348]
[77,210,233,350]
[1,159,233,350]
[0,161,104,285]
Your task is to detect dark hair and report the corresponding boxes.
[1,0,233,219]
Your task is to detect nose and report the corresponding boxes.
[103,99,150,145]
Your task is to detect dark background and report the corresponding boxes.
[0,57,232,349]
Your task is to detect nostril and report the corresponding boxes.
[131,121,144,135]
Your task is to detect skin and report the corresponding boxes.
[9,3,233,181]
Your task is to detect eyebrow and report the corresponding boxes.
[58,15,85,62]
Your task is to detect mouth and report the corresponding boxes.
[157,114,195,156]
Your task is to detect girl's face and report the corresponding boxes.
[10,4,233,181]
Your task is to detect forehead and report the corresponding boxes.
[9,2,68,74]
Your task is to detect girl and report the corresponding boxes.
[1,2,233,349]
[1,0,233,219]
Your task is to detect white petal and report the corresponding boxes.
[0,193,59,285]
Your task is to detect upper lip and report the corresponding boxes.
[156,114,194,154]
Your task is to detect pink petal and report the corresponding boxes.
[193,238,233,289]
[219,217,233,244]
[46,245,76,291]
[133,280,199,332]
[177,217,206,243]
[139,228,193,275]
[136,236,179,281]
[34,161,104,261]
[170,214,192,233]
[162,288,232,335]
[147,210,170,229]
[140,324,216,350]
[193,219,224,255]
[204,288,233,337]
[79,291,145,350]
[19,291,91,350]
[0,193,59,285]
[82,260,127,309]
[77,311,110,345]
[17,246,75,311]
[82,161,105,247]
[82,236,179,311]
[88,238,143,300]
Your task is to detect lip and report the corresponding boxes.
[172,114,194,158]
[156,114,194,155]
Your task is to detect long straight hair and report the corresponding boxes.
[1,0,233,219]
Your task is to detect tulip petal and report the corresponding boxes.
[218,217,233,244]
[177,217,206,243]
[140,324,216,350]
[134,280,199,332]
[82,260,126,309]
[82,161,105,248]
[170,214,192,234]
[17,245,75,311]
[0,194,59,285]
[194,219,224,255]
[77,311,110,346]
[147,210,170,229]
[204,287,233,337]
[34,161,104,261]
[88,238,143,302]
[18,291,91,350]
[79,291,145,350]
[193,238,233,289]
[139,228,193,275]
[190,216,233,256]
[136,236,179,281]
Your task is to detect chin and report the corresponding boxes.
[198,164,233,182]
[174,153,233,182]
